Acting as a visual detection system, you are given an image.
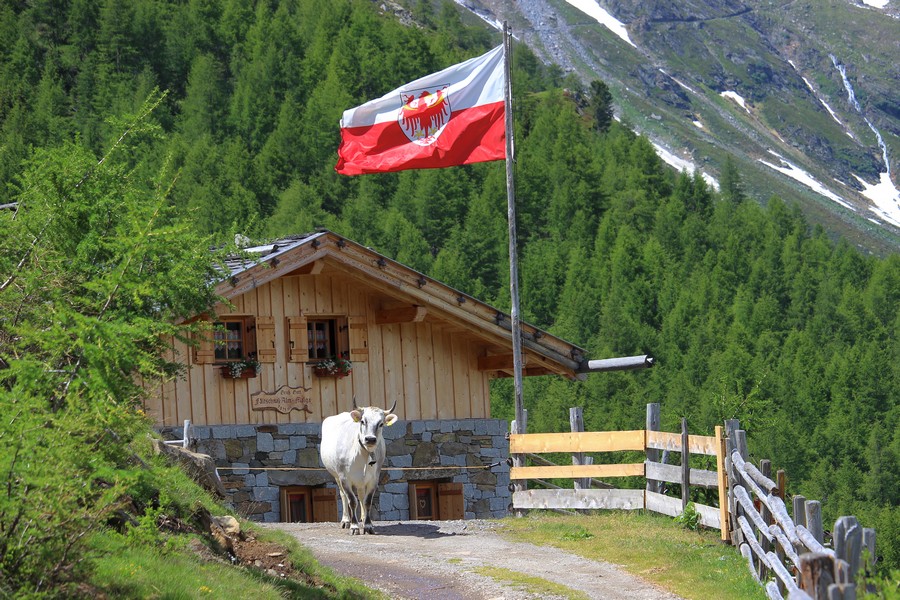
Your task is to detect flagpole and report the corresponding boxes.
[503,22,526,442]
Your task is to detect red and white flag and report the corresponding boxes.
[335,45,506,175]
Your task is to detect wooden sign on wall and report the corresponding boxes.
[251,385,314,414]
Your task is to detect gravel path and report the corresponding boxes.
[265,520,683,600]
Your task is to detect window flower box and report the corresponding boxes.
[312,357,352,378]
[221,359,260,379]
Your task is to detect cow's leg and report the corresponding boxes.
[334,478,352,529]
[362,488,376,534]
[346,490,361,535]
[348,492,359,535]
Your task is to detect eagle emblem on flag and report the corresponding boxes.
[399,86,450,145]
[335,44,504,174]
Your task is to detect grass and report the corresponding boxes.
[87,525,384,599]
[88,532,285,600]
[496,511,767,600]
[472,566,590,600]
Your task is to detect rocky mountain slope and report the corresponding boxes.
[456,0,900,252]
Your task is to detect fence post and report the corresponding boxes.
[570,407,590,491]
[863,528,876,576]
[793,495,807,528]
[715,425,729,543]
[807,500,824,545]
[835,516,862,584]
[735,429,749,462]
[725,419,741,546]
[510,409,528,518]
[800,553,836,598]
[646,403,661,494]
[734,428,750,546]
[681,417,690,512]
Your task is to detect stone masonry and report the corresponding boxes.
[158,419,511,523]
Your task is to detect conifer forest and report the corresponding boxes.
[1,0,898,586]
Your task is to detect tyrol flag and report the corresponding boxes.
[335,45,506,175]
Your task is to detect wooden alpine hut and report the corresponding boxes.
[150,229,589,523]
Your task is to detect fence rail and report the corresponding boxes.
[508,405,876,599]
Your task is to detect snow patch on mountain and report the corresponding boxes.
[652,143,719,190]
[659,69,698,95]
[759,151,854,210]
[854,173,900,228]
[721,91,750,113]
[564,0,636,48]
[803,77,844,127]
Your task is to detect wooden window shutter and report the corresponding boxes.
[348,314,368,362]
[286,316,308,363]
[193,324,215,364]
[245,316,257,357]
[256,316,276,363]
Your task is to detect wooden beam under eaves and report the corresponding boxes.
[375,305,427,324]
[478,353,529,371]
[494,367,555,378]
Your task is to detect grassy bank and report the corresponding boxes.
[497,511,766,600]
[87,522,384,599]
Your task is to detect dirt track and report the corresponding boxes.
[265,520,683,600]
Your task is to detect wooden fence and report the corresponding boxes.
[724,419,875,600]
[509,405,876,599]
[509,404,728,533]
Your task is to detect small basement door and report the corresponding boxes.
[280,486,338,523]
[407,482,464,520]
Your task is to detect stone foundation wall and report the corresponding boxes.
[158,419,511,523]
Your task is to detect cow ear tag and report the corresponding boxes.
[350,410,362,422]
[385,414,398,427]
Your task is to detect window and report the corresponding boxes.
[286,315,354,364]
[213,316,256,362]
[307,319,336,360]
[306,317,349,362]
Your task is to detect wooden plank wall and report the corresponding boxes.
[147,273,492,426]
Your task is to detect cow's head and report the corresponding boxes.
[350,398,398,452]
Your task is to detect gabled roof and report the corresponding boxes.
[216,230,589,380]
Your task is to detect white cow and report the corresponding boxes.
[319,398,398,534]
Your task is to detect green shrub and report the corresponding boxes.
[0,91,226,597]
[675,502,702,531]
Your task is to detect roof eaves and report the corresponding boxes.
[215,229,587,375]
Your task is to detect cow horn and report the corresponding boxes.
[352,396,358,410]
[387,399,397,414]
